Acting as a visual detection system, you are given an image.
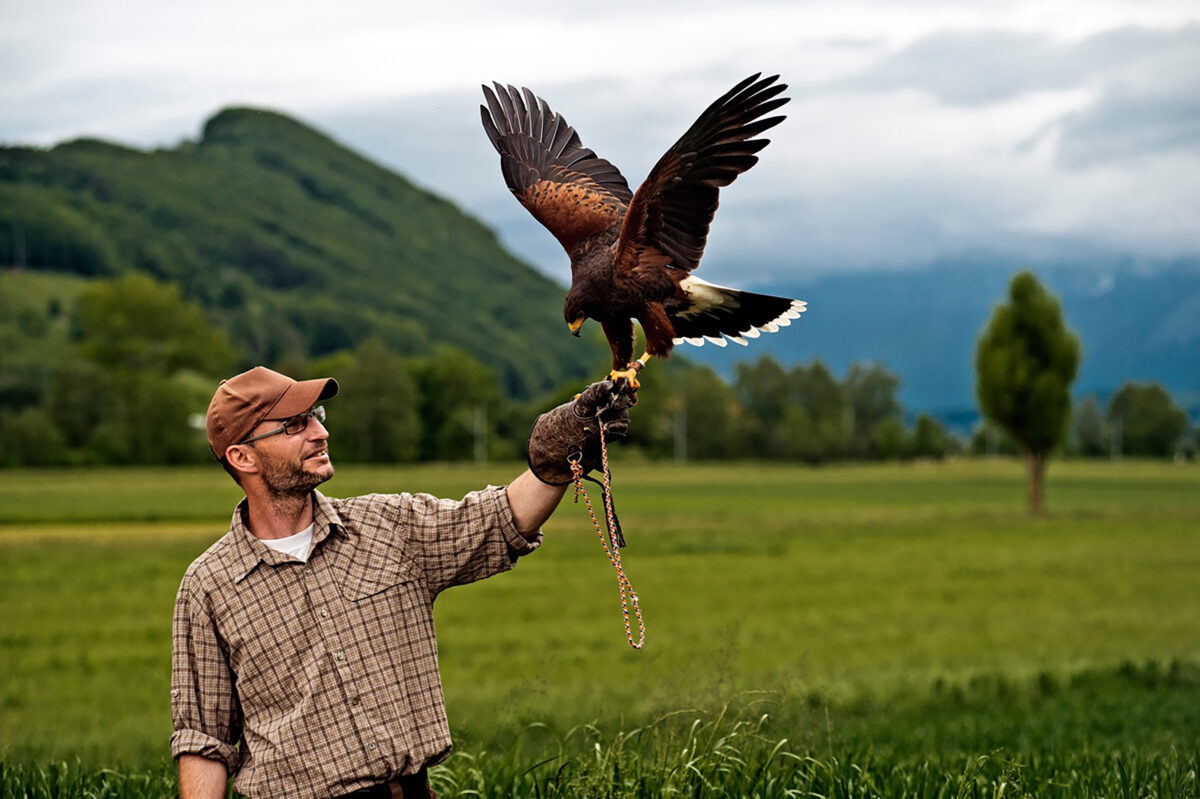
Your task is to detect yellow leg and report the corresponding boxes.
[609,352,652,390]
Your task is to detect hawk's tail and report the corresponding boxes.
[668,275,806,347]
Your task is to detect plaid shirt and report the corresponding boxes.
[171,486,540,798]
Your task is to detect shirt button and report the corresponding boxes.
[367,743,376,751]
[351,696,361,706]
[319,609,328,618]
[335,652,344,661]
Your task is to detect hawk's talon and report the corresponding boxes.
[609,367,641,391]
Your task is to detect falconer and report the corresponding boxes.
[171,366,634,798]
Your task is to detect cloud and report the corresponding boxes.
[830,23,1200,170]
[833,30,1074,105]
[833,24,1196,104]
[1056,76,1200,167]
[1054,29,1200,166]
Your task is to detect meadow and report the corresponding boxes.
[1,458,1198,796]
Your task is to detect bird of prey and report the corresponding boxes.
[481,73,806,387]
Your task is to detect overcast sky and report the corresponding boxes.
[4,0,1198,287]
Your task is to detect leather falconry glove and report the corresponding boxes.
[527,379,637,485]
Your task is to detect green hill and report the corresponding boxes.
[0,107,595,397]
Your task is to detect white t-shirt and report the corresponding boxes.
[259,523,315,563]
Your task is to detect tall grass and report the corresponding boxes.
[6,684,1198,799]
[0,760,177,799]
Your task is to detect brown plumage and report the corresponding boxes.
[480,74,806,384]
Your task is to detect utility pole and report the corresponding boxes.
[12,220,25,268]
[473,404,487,464]
[674,401,687,463]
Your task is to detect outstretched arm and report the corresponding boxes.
[506,469,569,538]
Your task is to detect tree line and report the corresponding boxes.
[0,271,1195,468]
[972,386,1195,461]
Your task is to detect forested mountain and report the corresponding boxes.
[0,107,597,397]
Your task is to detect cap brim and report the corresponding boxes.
[266,377,339,420]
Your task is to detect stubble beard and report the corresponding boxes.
[259,448,333,501]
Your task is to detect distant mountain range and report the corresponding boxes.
[3,107,1196,424]
[689,255,1200,428]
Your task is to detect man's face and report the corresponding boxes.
[247,409,334,496]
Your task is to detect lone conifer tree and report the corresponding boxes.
[976,271,1080,515]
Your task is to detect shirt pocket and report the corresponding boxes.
[336,539,419,602]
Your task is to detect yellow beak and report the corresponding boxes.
[568,317,584,337]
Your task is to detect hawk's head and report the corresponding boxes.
[564,294,587,337]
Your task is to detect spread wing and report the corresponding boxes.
[616,74,789,276]
[481,83,633,255]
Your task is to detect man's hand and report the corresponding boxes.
[527,379,637,485]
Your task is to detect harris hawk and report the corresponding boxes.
[481,73,806,387]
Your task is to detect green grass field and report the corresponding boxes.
[1,458,1198,796]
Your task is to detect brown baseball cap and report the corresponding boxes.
[206,366,339,459]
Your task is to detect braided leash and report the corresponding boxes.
[569,423,646,650]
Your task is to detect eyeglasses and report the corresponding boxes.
[240,406,326,445]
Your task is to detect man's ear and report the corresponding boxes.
[224,444,261,478]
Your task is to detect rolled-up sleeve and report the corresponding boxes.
[170,580,242,772]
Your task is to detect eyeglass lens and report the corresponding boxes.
[283,406,325,435]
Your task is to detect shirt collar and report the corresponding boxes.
[230,490,345,583]
[310,490,345,547]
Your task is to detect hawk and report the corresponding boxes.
[481,73,806,387]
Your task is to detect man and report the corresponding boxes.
[172,366,633,798]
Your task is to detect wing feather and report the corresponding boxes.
[616,74,790,276]
[481,83,632,254]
